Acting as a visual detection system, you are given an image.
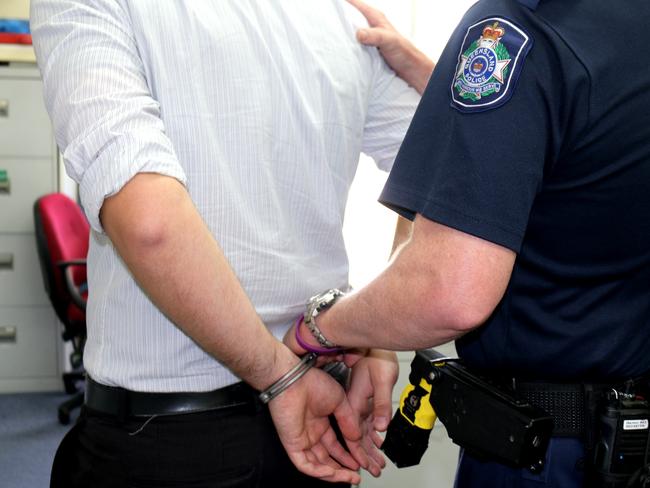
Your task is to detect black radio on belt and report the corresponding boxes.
[381,349,554,472]
[591,388,650,488]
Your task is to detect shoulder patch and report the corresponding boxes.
[451,17,533,113]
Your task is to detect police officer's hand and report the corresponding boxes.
[268,366,366,484]
[346,0,434,94]
[347,349,399,477]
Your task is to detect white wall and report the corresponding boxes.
[0,0,30,19]
[344,0,476,290]
[342,2,476,487]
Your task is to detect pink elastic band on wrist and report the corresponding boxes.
[294,316,343,355]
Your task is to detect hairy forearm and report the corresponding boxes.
[100,174,297,390]
[317,217,515,351]
[318,250,464,351]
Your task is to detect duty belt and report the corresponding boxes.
[513,381,617,438]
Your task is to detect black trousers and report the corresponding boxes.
[51,404,351,488]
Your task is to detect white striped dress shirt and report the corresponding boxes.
[31,0,419,392]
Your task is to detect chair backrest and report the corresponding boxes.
[33,193,90,328]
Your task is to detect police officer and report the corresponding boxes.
[287,0,650,486]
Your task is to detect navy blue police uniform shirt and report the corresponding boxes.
[380,0,650,381]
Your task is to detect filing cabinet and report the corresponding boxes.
[0,62,63,392]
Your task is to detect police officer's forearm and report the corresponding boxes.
[100,173,299,391]
[317,216,516,350]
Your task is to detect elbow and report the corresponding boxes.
[125,216,171,252]
[101,198,176,258]
[419,285,499,338]
[100,174,188,255]
[444,300,494,335]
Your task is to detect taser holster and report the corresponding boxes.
[382,349,554,472]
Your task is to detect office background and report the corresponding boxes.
[342,2,474,486]
[0,1,476,486]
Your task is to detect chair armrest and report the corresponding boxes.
[57,259,86,267]
[57,260,88,311]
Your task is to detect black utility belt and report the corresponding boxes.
[381,350,650,488]
[513,381,614,438]
[516,378,650,488]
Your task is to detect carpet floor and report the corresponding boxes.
[0,392,78,488]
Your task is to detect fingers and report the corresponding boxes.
[354,431,385,478]
[348,350,398,431]
[371,429,384,449]
[346,0,387,27]
[324,468,362,485]
[344,382,385,477]
[332,395,363,444]
[321,427,360,471]
[331,395,375,472]
[268,369,364,484]
[366,433,387,472]
[345,436,371,472]
[369,350,399,432]
[303,449,362,485]
[356,414,386,476]
[365,447,385,478]
[310,442,348,472]
[343,348,368,368]
[348,420,386,477]
[324,470,362,485]
[356,27,390,48]
[371,380,393,432]
[342,351,397,477]
[288,450,336,480]
[292,423,362,484]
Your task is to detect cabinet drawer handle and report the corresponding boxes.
[0,326,17,344]
[0,99,8,117]
[0,252,14,270]
[0,169,9,194]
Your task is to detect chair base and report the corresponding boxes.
[58,390,84,425]
[63,370,84,394]
[59,370,85,424]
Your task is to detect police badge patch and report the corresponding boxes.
[451,17,532,113]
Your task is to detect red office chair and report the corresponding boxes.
[33,193,89,424]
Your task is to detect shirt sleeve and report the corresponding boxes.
[361,52,421,171]
[31,0,187,233]
[380,10,564,253]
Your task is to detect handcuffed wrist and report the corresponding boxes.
[258,352,317,404]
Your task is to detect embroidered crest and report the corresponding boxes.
[451,17,532,113]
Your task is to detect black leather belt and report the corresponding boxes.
[85,376,259,418]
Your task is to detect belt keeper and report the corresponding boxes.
[259,353,317,404]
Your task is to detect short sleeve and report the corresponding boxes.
[31,0,186,232]
[380,11,562,252]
